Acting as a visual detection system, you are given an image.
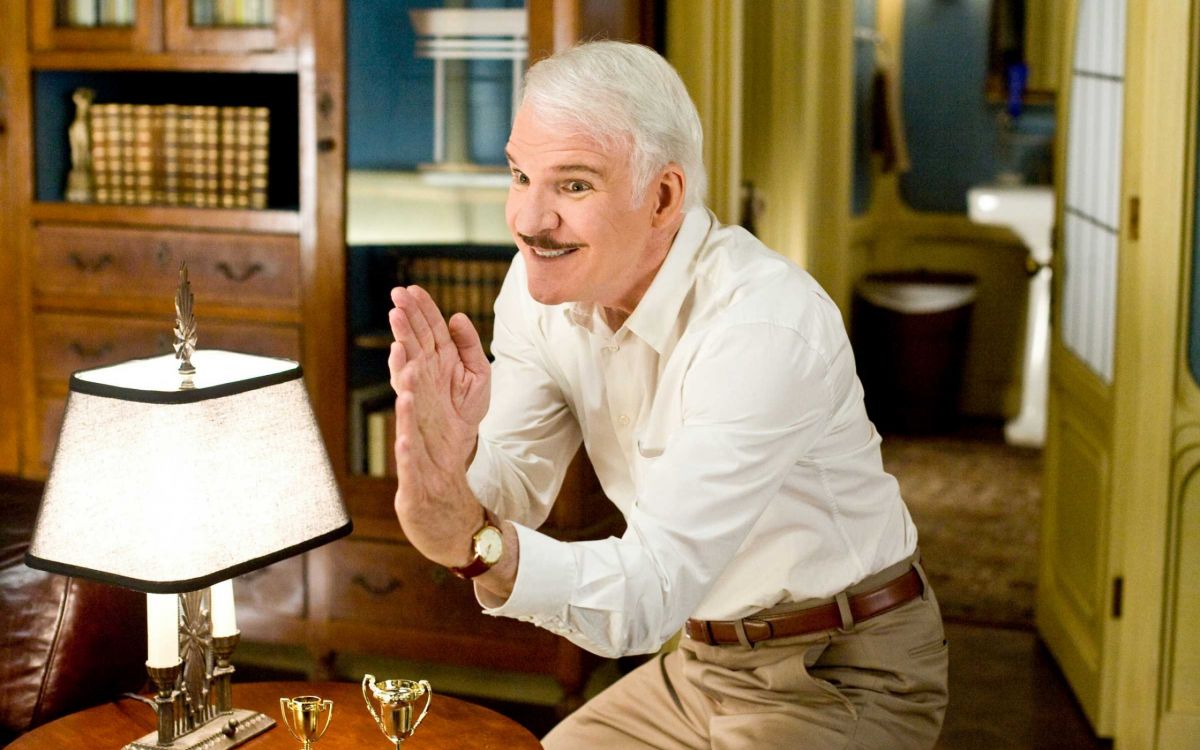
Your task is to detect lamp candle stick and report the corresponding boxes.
[146,593,179,668]
[210,579,238,637]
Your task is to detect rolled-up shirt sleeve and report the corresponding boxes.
[479,320,835,658]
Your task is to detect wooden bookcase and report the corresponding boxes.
[0,0,658,714]
[0,0,347,664]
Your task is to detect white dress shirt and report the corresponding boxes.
[467,207,918,658]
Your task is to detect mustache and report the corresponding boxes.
[519,234,588,251]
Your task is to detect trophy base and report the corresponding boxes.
[123,709,275,750]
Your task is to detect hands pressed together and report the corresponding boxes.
[387,285,492,570]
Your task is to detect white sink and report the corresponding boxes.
[967,185,1055,448]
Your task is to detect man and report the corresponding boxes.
[386,41,948,749]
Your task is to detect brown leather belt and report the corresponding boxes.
[685,566,924,646]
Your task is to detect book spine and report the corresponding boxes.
[161,104,180,206]
[234,106,252,208]
[65,0,98,27]
[117,103,135,204]
[205,106,220,208]
[176,106,193,206]
[249,107,269,209]
[133,104,153,205]
[192,0,215,26]
[89,103,110,204]
[367,409,386,478]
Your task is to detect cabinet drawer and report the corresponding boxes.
[34,225,300,310]
[326,539,549,642]
[34,312,301,389]
[235,557,306,620]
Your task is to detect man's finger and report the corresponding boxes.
[448,313,489,376]
[395,287,436,354]
[388,342,409,393]
[388,307,423,363]
[409,285,456,354]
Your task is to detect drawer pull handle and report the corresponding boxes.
[68,252,113,273]
[352,574,401,597]
[69,340,113,360]
[216,261,264,283]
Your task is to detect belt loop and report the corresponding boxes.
[733,618,754,649]
[835,591,855,633]
[702,620,717,646]
[913,558,932,601]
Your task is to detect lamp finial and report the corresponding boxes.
[174,262,198,383]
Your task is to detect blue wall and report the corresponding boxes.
[347,0,523,171]
[898,0,1054,213]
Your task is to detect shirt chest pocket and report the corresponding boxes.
[632,420,672,490]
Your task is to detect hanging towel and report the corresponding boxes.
[871,63,911,174]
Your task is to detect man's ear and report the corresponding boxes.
[651,163,686,228]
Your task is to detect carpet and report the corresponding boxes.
[880,434,1041,630]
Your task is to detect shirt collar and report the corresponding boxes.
[621,207,712,353]
[560,207,713,349]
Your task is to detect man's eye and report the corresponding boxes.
[565,181,591,193]
[511,170,528,185]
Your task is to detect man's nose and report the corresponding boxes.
[510,188,559,236]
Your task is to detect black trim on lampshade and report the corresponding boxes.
[69,357,304,404]
[24,519,352,594]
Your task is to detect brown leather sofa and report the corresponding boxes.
[0,480,148,744]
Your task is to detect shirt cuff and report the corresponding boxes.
[476,523,577,623]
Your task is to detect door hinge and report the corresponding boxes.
[1128,196,1140,241]
[1112,576,1124,619]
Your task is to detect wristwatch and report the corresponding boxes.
[449,518,504,580]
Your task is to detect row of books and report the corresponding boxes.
[88,101,269,209]
[192,0,277,27]
[58,0,135,27]
[57,0,274,28]
[350,253,514,477]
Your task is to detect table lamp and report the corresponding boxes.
[25,265,353,750]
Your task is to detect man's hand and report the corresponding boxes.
[388,285,491,568]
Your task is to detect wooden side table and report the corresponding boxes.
[6,681,541,749]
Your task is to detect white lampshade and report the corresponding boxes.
[26,350,352,593]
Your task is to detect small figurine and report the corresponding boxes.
[66,87,96,203]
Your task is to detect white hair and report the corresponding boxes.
[520,41,707,210]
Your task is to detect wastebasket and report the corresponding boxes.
[851,270,977,434]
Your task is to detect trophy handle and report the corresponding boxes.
[318,699,334,739]
[412,680,433,731]
[361,674,386,734]
[279,698,301,742]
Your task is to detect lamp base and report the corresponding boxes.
[124,709,275,750]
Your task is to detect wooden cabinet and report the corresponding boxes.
[2,0,346,652]
[4,1,341,484]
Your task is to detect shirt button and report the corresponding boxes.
[604,344,619,353]
[618,414,631,426]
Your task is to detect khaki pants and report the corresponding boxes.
[543,584,949,749]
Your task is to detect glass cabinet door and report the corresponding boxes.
[163,0,296,53]
[30,0,161,51]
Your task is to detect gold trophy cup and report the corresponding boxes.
[279,695,333,750]
[362,674,432,748]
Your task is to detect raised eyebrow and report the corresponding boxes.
[553,163,604,178]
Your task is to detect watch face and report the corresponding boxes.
[475,526,503,565]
